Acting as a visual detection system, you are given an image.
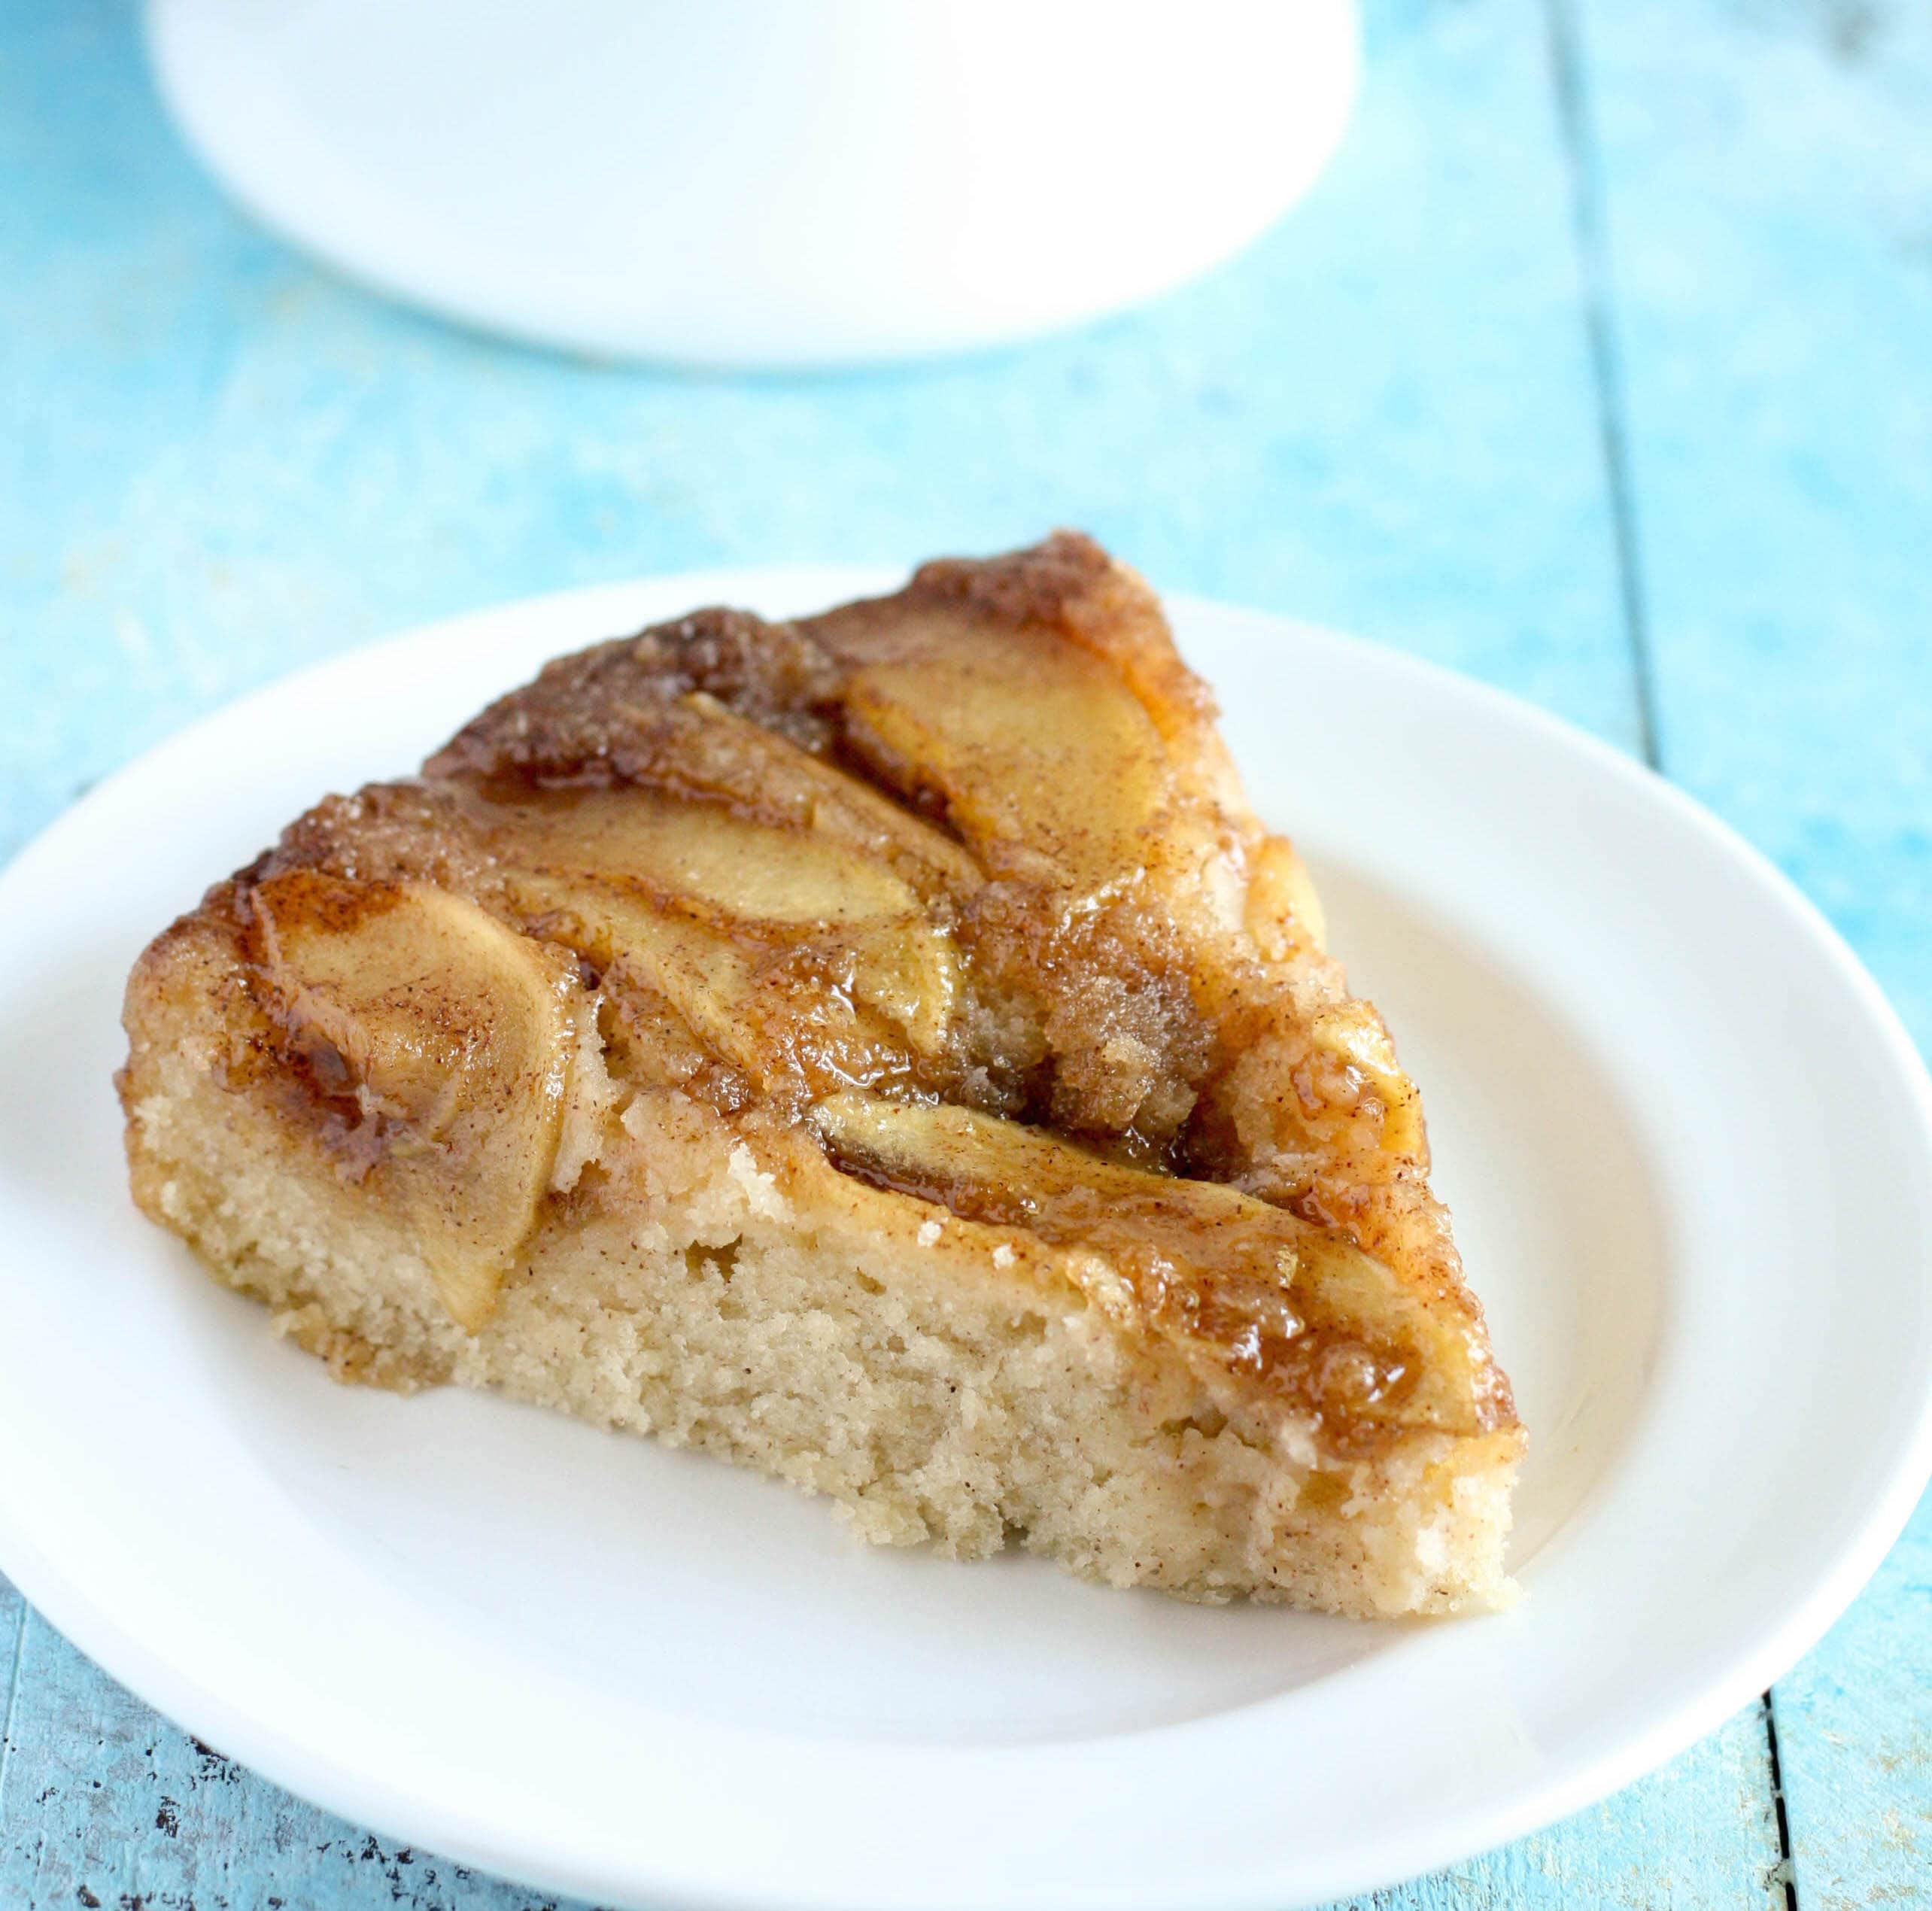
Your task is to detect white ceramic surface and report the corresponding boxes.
[142,0,1361,367]
[2,570,1930,1910]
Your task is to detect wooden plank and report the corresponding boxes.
[1773,1526,1932,1910]
[1573,0,1932,1041]
[1346,1707,1786,1909]
[0,1598,600,1911]
[0,0,1797,1903]
[1569,0,1932,1904]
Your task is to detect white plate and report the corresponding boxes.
[2,571,1929,1911]
[146,2,1357,367]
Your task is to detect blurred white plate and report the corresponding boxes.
[145,0,1359,367]
[1,570,1929,1910]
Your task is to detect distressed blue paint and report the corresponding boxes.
[1570,0,1932,1905]
[1576,0,1932,1045]
[0,0,1642,880]
[0,1608,594,1911]
[0,1577,25,1834]
[0,0,1919,1904]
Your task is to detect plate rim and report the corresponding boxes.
[2,565,1930,1911]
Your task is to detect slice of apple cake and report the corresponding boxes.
[120,532,1522,1616]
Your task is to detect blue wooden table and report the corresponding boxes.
[4,1,1928,1903]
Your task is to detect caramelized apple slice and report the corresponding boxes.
[1310,1004,1424,1158]
[810,1091,1483,1440]
[503,869,761,1068]
[468,786,961,1077]
[831,618,1170,884]
[501,868,934,1101]
[1245,836,1328,958]
[250,870,578,1329]
[475,784,922,926]
[669,693,986,898]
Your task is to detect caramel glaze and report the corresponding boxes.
[170,873,411,1179]
[812,1101,1435,1455]
[135,532,1519,1452]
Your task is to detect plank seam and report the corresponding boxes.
[0,1597,26,1830]
[1761,1691,1801,1911]
[1542,0,1664,770]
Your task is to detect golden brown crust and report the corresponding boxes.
[426,606,846,783]
[122,533,1519,1457]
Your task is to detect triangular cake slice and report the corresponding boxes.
[120,533,1523,1615]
